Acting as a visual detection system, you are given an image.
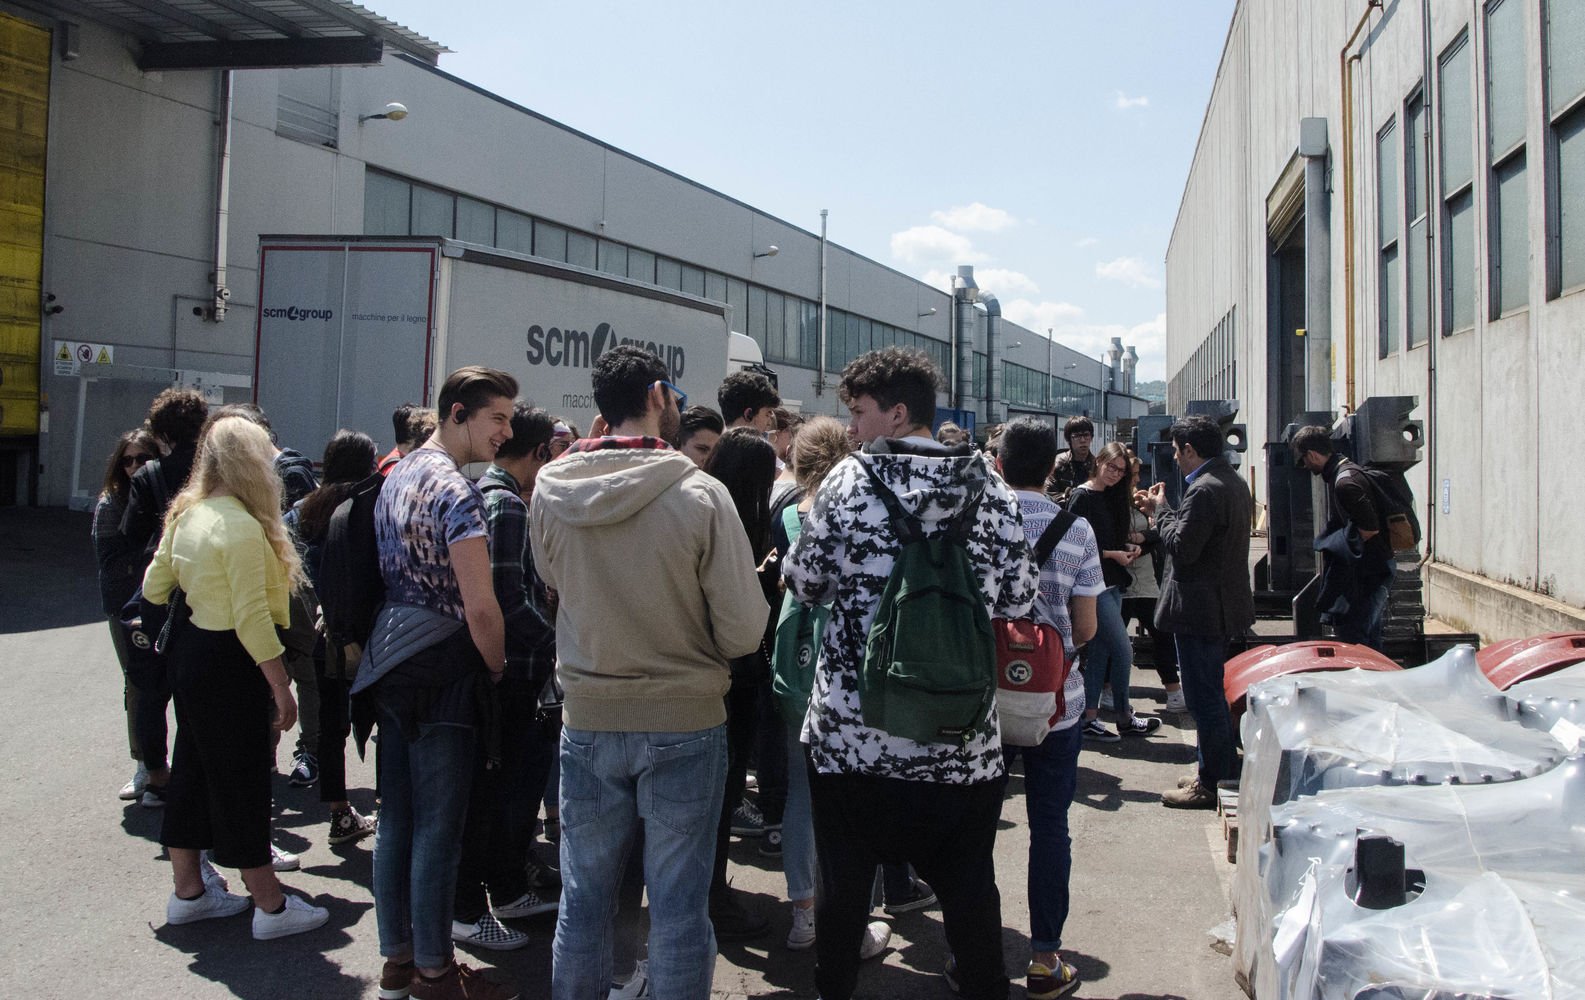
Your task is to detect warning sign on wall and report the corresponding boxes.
[52,341,114,376]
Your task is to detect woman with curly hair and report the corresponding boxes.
[142,415,330,939]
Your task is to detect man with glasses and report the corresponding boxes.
[531,346,767,1000]
[1045,417,1096,500]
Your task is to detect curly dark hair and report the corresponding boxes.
[836,347,941,429]
[717,371,780,425]
[494,403,555,461]
[1289,425,1333,459]
[592,345,669,427]
[145,388,209,448]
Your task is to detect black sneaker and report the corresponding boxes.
[1119,715,1162,737]
[883,877,937,915]
[289,751,319,787]
[524,848,561,890]
[758,826,783,859]
[730,799,765,837]
[709,887,769,941]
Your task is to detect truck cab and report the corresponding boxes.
[729,331,778,390]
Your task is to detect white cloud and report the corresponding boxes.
[1074,236,1099,248]
[1038,313,1167,383]
[1114,91,1149,110]
[930,202,1018,233]
[890,225,985,266]
[1002,298,1085,332]
[973,268,1040,298]
[1095,255,1162,289]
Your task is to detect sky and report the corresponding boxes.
[367,1,1237,382]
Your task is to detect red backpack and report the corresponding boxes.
[995,510,1078,747]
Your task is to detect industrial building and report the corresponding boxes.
[1165,0,1585,640]
[0,0,1146,511]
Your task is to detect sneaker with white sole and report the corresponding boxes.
[327,806,377,845]
[859,920,892,960]
[288,751,319,788]
[492,888,558,919]
[140,784,168,808]
[452,912,530,951]
[607,959,650,1000]
[166,883,250,925]
[199,854,229,892]
[1081,719,1120,743]
[1119,714,1162,737]
[271,843,300,872]
[1164,689,1188,713]
[252,893,330,940]
[882,877,936,915]
[786,904,816,950]
[730,799,765,837]
[1026,957,1081,999]
[119,763,150,801]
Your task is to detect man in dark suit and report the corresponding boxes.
[1134,415,1253,809]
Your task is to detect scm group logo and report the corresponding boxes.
[526,321,684,380]
[262,306,335,321]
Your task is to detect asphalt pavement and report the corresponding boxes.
[0,507,1243,999]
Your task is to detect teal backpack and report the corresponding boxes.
[858,460,996,746]
[772,504,830,726]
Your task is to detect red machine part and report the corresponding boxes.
[1224,641,1401,717]
[1476,633,1585,690]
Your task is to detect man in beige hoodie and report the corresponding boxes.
[530,345,767,1000]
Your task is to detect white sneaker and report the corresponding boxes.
[607,959,651,1000]
[270,844,300,872]
[119,763,150,801]
[1165,689,1188,713]
[452,912,530,951]
[859,919,892,960]
[786,904,816,950]
[167,883,250,925]
[252,893,330,940]
[199,854,229,892]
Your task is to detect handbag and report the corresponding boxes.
[154,587,190,655]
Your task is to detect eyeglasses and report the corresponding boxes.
[1069,432,1094,440]
[121,453,153,468]
[652,380,687,409]
[1103,462,1128,475]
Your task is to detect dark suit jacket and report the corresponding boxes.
[1152,456,1254,636]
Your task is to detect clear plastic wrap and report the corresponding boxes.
[1505,661,1585,747]
[1233,646,1571,997]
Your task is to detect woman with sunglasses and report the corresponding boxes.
[1066,441,1161,741]
[94,428,161,801]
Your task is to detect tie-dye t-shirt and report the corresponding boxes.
[375,446,488,621]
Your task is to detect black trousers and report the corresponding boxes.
[711,680,762,891]
[809,764,1010,1000]
[159,625,273,871]
[314,653,353,804]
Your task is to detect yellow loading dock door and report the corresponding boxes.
[0,11,48,499]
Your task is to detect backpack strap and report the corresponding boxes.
[1033,510,1078,570]
[781,503,803,546]
[861,460,925,545]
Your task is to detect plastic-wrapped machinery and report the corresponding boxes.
[1233,646,1571,999]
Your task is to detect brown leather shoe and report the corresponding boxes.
[1161,779,1217,809]
[379,959,414,1000]
[410,962,521,1000]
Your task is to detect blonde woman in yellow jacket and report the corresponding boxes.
[142,415,330,940]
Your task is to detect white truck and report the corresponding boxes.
[254,236,768,454]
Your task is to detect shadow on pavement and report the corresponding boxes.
[151,899,368,1000]
[0,508,104,633]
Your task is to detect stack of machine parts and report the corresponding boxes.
[1232,645,1580,999]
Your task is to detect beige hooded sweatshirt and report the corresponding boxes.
[529,443,768,732]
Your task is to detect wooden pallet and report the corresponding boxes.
[1217,780,1239,864]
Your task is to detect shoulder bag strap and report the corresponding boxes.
[1033,510,1078,569]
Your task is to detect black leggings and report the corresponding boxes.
[1121,596,1179,686]
[315,653,353,803]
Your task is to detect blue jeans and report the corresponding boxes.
[1083,586,1134,717]
[552,725,727,1000]
[782,731,815,902]
[372,705,475,969]
[1174,635,1238,786]
[1330,576,1392,652]
[1021,721,1083,951]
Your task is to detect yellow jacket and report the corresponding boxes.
[143,495,289,664]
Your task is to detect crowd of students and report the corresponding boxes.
[93,345,1247,1000]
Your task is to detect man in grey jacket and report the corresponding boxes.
[531,345,767,1000]
[1135,415,1253,809]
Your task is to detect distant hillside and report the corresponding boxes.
[1133,379,1166,403]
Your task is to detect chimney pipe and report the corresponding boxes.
[983,293,1002,425]
[953,265,979,410]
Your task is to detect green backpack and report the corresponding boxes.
[858,460,996,746]
[772,505,830,726]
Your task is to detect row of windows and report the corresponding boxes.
[1169,308,1237,412]
[1376,0,1584,357]
[364,169,958,377]
[1003,360,1104,417]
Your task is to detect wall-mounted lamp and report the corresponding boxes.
[918,306,937,318]
[359,102,409,124]
[754,245,779,259]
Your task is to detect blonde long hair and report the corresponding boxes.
[163,415,307,592]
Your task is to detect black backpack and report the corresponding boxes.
[1337,465,1422,552]
[319,471,387,665]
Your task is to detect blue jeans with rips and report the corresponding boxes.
[1174,634,1239,786]
[1020,721,1083,951]
[551,724,727,1000]
[1082,586,1135,717]
[372,705,475,970]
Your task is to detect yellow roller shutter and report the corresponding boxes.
[0,12,49,438]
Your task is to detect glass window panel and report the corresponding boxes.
[1487,0,1527,156]
[1378,122,1399,243]
[1407,217,1430,346]
[412,185,454,237]
[1406,92,1428,220]
[843,312,859,367]
[455,197,494,245]
[495,210,533,254]
[726,278,747,333]
[363,171,410,235]
[705,272,727,303]
[765,291,785,361]
[1547,0,1585,116]
[784,296,802,365]
[1558,109,1585,288]
[678,265,705,297]
[566,231,597,269]
[802,301,820,367]
[656,257,682,290]
[535,221,567,262]
[628,248,656,284]
[747,285,768,350]
[1440,36,1474,193]
[597,239,627,276]
[1380,246,1401,356]
[1494,153,1530,313]
[1444,189,1476,331]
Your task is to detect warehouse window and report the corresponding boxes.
[1439,33,1476,334]
[496,210,533,255]
[277,68,339,148]
[1405,88,1431,347]
[597,239,627,276]
[534,221,567,262]
[627,248,655,284]
[363,171,410,235]
[1377,118,1401,356]
[411,184,454,238]
[455,197,495,246]
[1546,0,1585,293]
[1487,0,1530,316]
[566,230,596,269]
